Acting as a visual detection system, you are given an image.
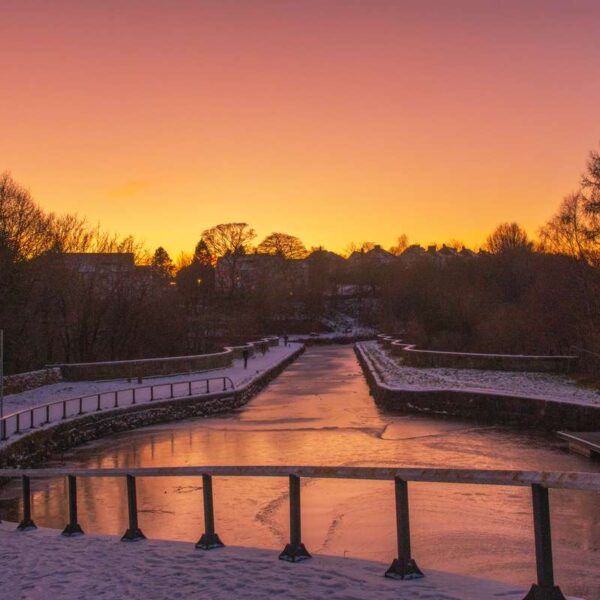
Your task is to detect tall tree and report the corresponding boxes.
[485,222,532,255]
[151,246,175,279]
[201,223,256,295]
[257,232,307,259]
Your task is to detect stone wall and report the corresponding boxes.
[0,345,304,469]
[2,368,63,395]
[356,343,600,431]
[55,336,280,381]
[377,334,578,373]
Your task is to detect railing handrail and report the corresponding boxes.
[3,464,592,593]
[0,465,599,491]
[1,374,235,424]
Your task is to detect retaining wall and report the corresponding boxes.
[55,336,279,381]
[0,345,304,470]
[377,335,578,373]
[356,342,600,431]
[2,368,63,395]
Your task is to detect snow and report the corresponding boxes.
[359,341,600,408]
[0,523,578,600]
[0,343,302,442]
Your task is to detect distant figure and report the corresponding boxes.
[283,334,289,347]
[242,349,249,369]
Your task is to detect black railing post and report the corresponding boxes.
[78,397,83,415]
[96,394,101,411]
[222,378,226,391]
[188,381,192,396]
[17,475,37,531]
[15,413,20,434]
[385,477,423,579]
[121,474,146,542]
[170,383,174,398]
[523,485,566,600]
[150,386,154,401]
[62,400,67,420]
[195,474,224,549]
[206,380,210,394]
[114,391,118,408]
[44,404,50,424]
[29,409,35,429]
[62,475,84,536]
[279,474,311,562]
[132,388,137,405]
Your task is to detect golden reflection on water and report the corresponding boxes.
[2,347,600,597]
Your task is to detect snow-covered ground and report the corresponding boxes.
[2,343,302,419]
[0,523,574,600]
[360,341,600,407]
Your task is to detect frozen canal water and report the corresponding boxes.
[1,346,599,598]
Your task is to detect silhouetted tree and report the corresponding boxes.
[151,246,174,279]
[389,234,409,256]
[257,232,307,259]
[485,222,532,255]
[202,223,256,295]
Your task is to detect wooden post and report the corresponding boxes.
[279,474,311,562]
[523,485,566,600]
[385,477,423,579]
[62,475,84,536]
[17,475,37,531]
[195,474,224,549]
[121,475,146,542]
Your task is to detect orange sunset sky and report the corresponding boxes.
[2,0,600,256]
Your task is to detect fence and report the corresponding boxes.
[1,465,596,600]
[0,375,234,443]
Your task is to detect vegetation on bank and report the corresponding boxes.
[1,147,599,376]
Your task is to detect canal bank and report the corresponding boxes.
[355,341,600,430]
[0,344,304,469]
[0,346,598,598]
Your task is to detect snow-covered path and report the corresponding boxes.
[0,523,568,600]
[361,341,600,407]
[2,343,302,419]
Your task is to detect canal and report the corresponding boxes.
[1,346,599,597]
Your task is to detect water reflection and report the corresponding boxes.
[1,347,599,597]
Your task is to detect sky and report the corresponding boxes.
[1,0,600,256]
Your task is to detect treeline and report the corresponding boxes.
[1,146,600,375]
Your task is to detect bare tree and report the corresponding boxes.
[485,222,532,255]
[201,223,256,295]
[389,234,409,256]
[0,171,51,262]
[344,241,376,257]
[257,232,307,259]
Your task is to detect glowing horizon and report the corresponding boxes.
[2,0,600,257]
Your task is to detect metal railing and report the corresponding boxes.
[1,465,596,600]
[0,375,235,443]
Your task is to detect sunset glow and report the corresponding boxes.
[2,0,600,254]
